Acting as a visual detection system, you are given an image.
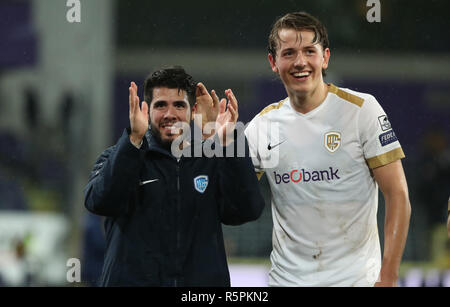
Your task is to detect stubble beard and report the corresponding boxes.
[150,122,173,151]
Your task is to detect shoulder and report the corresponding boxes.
[88,145,116,180]
[257,97,289,117]
[245,98,288,136]
[97,145,116,162]
[328,84,378,108]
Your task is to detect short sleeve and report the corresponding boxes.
[358,95,405,169]
[245,117,263,174]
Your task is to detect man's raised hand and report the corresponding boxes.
[129,82,149,146]
[216,89,238,146]
[193,82,219,138]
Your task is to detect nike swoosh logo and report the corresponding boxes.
[139,179,159,186]
[268,140,286,150]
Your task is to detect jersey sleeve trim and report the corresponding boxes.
[258,98,287,116]
[366,147,405,169]
[329,84,364,108]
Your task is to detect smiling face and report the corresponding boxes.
[149,87,191,146]
[268,29,330,99]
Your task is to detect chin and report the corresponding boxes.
[288,85,309,96]
[161,134,175,142]
[163,133,183,143]
[293,82,318,94]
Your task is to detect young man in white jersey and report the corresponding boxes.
[245,12,411,286]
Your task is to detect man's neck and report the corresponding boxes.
[288,82,329,114]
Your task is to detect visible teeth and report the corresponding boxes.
[293,72,310,77]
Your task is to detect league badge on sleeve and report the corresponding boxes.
[324,131,341,153]
[378,115,392,131]
[194,175,209,193]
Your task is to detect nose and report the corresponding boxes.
[163,104,177,120]
[294,52,307,67]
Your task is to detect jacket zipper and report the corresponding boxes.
[176,162,181,249]
[175,160,181,286]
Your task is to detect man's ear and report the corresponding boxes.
[322,48,331,70]
[268,53,279,74]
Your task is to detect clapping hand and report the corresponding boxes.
[215,89,238,147]
[129,82,149,146]
[193,82,220,138]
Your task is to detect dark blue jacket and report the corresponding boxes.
[84,128,264,286]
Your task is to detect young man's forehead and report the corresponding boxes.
[278,28,317,45]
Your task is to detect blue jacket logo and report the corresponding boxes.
[194,175,209,193]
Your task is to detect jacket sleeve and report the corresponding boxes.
[84,129,145,217]
[218,133,265,225]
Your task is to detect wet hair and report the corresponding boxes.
[143,66,196,108]
[268,12,330,77]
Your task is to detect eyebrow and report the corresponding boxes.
[280,44,318,52]
[152,100,188,106]
[152,100,166,105]
[280,47,295,52]
[174,100,189,106]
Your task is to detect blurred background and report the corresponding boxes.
[0,0,449,287]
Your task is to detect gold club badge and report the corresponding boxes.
[324,132,341,153]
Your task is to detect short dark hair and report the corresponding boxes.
[143,66,196,108]
[268,12,330,77]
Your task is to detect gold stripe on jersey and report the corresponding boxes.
[258,98,287,116]
[256,171,265,181]
[366,147,405,169]
[328,84,364,107]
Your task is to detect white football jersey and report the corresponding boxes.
[245,84,405,287]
